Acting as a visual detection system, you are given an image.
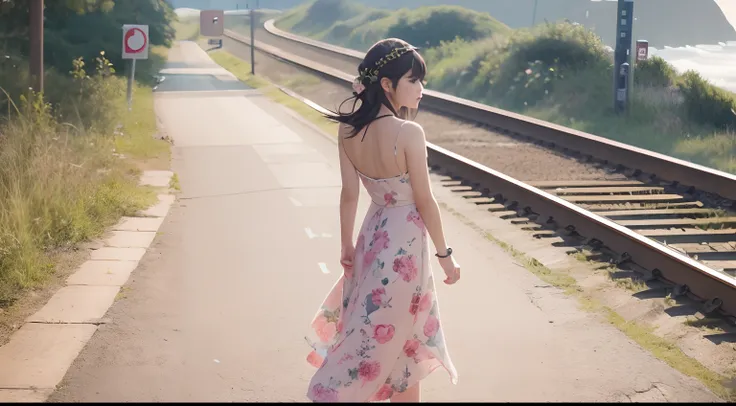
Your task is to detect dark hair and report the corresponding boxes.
[324,38,427,139]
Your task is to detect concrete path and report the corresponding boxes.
[7,41,719,402]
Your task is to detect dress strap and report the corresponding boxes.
[393,121,409,173]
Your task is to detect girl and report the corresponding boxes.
[304,38,461,403]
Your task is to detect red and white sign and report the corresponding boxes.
[122,24,149,60]
[636,40,649,63]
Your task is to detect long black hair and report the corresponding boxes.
[324,38,427,139]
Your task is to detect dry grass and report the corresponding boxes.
[0,48,171,309]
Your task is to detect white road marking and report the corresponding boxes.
[318,263,330,274]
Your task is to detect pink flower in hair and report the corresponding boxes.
[352,77,366,94]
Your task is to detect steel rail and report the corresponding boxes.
[221,25,736,316]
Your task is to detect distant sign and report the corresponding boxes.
[200,10,225,37]
[122,24,149,60]
[636,40,649,62]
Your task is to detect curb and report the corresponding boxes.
[0,170,175,403]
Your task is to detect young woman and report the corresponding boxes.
[304,38,461,403]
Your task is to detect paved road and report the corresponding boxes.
[46,41,723,402]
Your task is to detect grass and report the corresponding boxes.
[173,16,201,42]
[438,201,735,401]
[276,0,736,175]
[0,47,171,308]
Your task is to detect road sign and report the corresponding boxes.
[200,10,225,37]
[122,24,149,60]
[208,38,223,49]
[636,40,649,63]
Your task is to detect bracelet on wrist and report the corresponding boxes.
[435,247,452,258]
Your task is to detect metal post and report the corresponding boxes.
[30,0,44,94]
[127,59,136,111]
[613,0,634,113]
[531,0,539,26]
[250,8,255,75]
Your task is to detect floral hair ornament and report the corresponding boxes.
[355,44,419,90]
[352,76,366,95]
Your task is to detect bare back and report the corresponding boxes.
[339,117,410,180]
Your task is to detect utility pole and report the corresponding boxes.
[613,0,634,114]
[531,0,539,26]
[250,4,256,74]
[30,0,44,94]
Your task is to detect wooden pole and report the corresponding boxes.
[30,0,44,93]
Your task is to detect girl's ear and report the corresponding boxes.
[380,77,393,93]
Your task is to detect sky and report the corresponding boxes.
[714,0,736,31]
[648,0,736,92]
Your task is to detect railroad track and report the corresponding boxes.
[219,18,736,317]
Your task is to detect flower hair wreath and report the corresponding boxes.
[352,45,419,95]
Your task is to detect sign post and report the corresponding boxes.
[201,10,224,49]
[122,24,149,111]
[613,0,634,114]
[250,7,256,75]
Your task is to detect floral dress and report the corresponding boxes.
[304,170,458,402]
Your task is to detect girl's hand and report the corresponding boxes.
[439,255,460,285]
[340,244,355,274]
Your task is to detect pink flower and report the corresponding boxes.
[372,230,390,251]
[406,210,424,229]
[384,192,397,206]
[371,288,386,306]
[363,249,377,267]
[419,293,433,313]
[336,320,344,334]
[311,383,339,402]
[409,292,421,315]
[371,384,394,401]
[306,350,324,368]
[313,314,336,343]
[393,255,418,282]
[358,360,381,383]
[352,77,365,94]
[424,315,439,338]
[373,324,395,344]
[403,339,421,358]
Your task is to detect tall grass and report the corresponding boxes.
[0,51,166,307]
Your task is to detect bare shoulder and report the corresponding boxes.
[399,120,426,146]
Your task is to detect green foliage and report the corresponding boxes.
[678,71,736,131]
[635,56,677,88]
[386,5,509,49]
[0,0,175,80]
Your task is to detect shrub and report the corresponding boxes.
[678,70,736,131]
[635,56,677,87]
[386,5,509,49]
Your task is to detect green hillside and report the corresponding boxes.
[275,0,736,174]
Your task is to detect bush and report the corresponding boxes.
[386,5,509,49]
[293,0,366,35]
[678,70,736,131]
[429,21,611,109]
[635,56,677,87]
